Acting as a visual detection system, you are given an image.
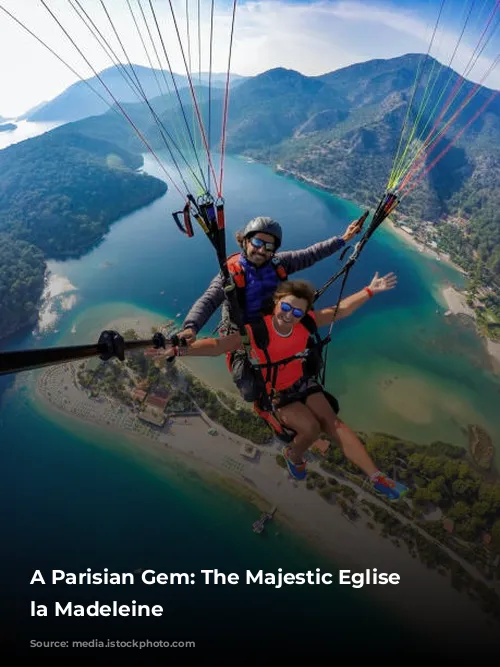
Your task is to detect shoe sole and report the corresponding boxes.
[282,446,306,481]
[374,487,408,501]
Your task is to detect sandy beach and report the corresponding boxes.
[32,316,499,648]
[441,285,500,371]
[385,218,466,270]
[486,339,500,374]
[441,286,475,318]
[383,221,500,372]
[384,218,454,264]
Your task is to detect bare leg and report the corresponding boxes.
[305,392,378,477]
[276,401,321,465]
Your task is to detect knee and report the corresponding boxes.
[299,417,321,442]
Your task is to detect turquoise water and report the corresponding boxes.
[34,153,499,458]
[1,150,499,653]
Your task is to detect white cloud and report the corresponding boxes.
[0,0,498,118]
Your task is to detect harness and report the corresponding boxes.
[245,313,336,442]
[247,313,329,399]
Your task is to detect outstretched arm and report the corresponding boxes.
[315,272,397,327]
[147,332,242,359]
[182,333,242,357]
[179,272,226,342]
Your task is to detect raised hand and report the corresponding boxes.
[368,271,398,294]
[342,211,369,241]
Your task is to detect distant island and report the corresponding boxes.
[0,122,16,132]
[36,317,500,626]
[0,128,167,341]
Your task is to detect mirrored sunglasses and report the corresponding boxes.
[280,301,305,318]
[250,237,275,252]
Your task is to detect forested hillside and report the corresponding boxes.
[0,129,167,339]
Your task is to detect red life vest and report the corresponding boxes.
[245,312,318,393]
[224,252,288,371]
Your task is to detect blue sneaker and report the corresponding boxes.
[282,446,307,481]
[372,473,408,501]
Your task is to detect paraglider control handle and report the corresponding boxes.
[98,330,125,361]
[165,333,187,363]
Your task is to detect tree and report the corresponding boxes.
[452,477,480,499]
[412,487,441,504]
[447,501,470,521]
[470,500,490,519]
[478,483,500,514]
[408,453,425,470]
[318,487,333,501]
[421,456,443,478]
[456,517,484,541]
[428,475,446,493]
[443,460,461,480]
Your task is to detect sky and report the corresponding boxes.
[0,0,498,118]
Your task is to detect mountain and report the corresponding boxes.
[233,56,500,283]
[26,65,248,123]
[38,55,500,284]
[17,100,49,121]
[222,68,349,151]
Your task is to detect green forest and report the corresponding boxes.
[0,235,46,339]
[0,129,167,340]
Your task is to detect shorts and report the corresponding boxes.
[272,378,340,414]
[272,377,324,409]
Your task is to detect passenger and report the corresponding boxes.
[156,273,408,500]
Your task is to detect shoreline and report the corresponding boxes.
[384,218,466,273]
[32,316,500,646]
[272,162,500,375]
[272,162,465,271]
[440,285,500,373]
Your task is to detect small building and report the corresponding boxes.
[147,394,170,410]
[240,443,258,459]
[311,438,330,457]
[400,225,414,235]
[132,389,147,403]
[443,518,454,533]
